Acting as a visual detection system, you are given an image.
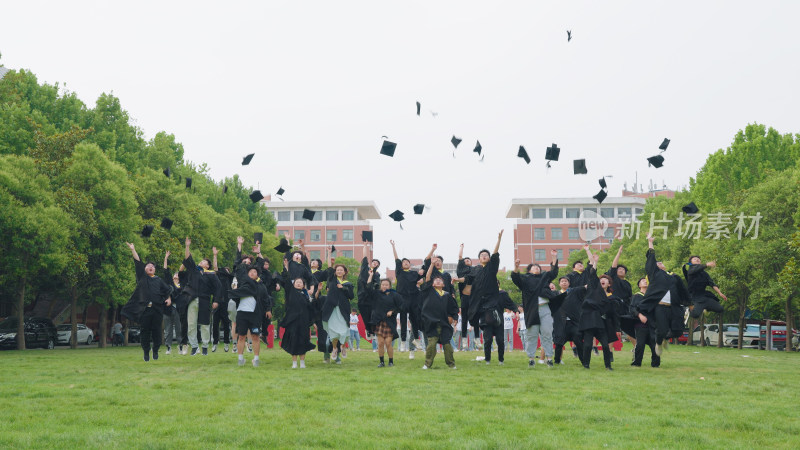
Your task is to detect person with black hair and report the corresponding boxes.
[635,234,681,357]
[552,276,587,365]
[629,278,660,367]
[422,244,455,296]
[420,259,459,370]
[213,265,234,353]
[579,248,621,370]
[365,269,403,367]
[279,269,315,368]
[390,240,423,354]
[122,242,172,362]
[684,256,727,320]
[228,252,272,367]
[162,251,187,355]
[321,258,355,364]
[455,244,480,350]
[358,242,381,340]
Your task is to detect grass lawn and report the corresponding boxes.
[1,341,798,449]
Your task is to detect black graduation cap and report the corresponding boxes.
[518,146,531,164]
[380,140,397,157]
[647,155,665,168]
[659,138,670,151]
[274,238,292,253]
[573,159,588,174]
[567,30,572,42]
[331,245,337,253]
[451,136,462,148]
[545,144,560,161]
[413,204,425,214]
[254,232,263,244]
[389,210,405,222]
[599,177,607,189]
[160,218,173,230]
[242,153,255,166]
[416,101,421,116]
[276,186,285,196]
[140,225,154,238]
[473,141,482,155]
[302,209,315,221]
[682,202,699,215]
[593,189,608,204]
[163,168,171,178]
[249,190,264,203]
[185,177,193,188]
[223,185,228,194]
[361,230,373,242]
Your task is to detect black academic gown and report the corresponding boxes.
[121,259,172,322]
[510,261,560,328]
[636,249,675,314]
[280,281,315,356]
[456,259,475,336]
[367,286,403,340]
[357,257,379,330]
[467,252,501,325]
[579,267,620,340]
[419,281,459,344]
[321,268,354,323]
[606,266,633,307]
[422,259,455,297]
[552,286,586,345]
[395,258,422,315]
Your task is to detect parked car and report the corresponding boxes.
[0,317,58,349]
[759,323,799,350]
[676,328,689,345]
[692,324,722,346]
[127,326,141,343]
[56,323,95,345]
[723,324,761,348]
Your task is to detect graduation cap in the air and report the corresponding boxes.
[573,159,588,175]
[518,146,531,164]
[451,136,462,148]
[163,168,171,178]
[331,245,337,253]
[274,238,292,253]
[361,230,373,242]
[276,186,285,196]
[545,144,560,168]
[249,190,264,203]
[160,218,173,230]
[682,202,699,215]
[599,177,607,189]
[254,232,263,244]
[242,153,255,166]
[593,189,608,204]
[380,139,397,157]
[659,138,670,151]
[473,141,482,155]
[140,225,154,238]
[413,204,426,215]
[185,177,193,188]
[389,210,405,229]
[567,30,572,42]
[416,101,421,116]
[647,155,665,168]
[223,185,228,194]
[302,209,315,221]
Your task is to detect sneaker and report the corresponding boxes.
[450,366,457,370]
[372,349,377,353]
[631,362,641,367]
[224,344,229,352]
[409,351,415,360]
[528,360,536,367]
[546,359,554,367]
[593,347,599,355]
[202,347,208,356]
[153,350,159,360]
[323,359,330,364]
[498,361,504,366]
[558,360,565,365]
[422,365,429,370]
[238,358,245,367]
[342,348,347,358]
[655,344,663,356]
[663,340,670,350]
[143,350,150,362]
[486,361,491,365]
[191,347,199,356]
[583,365,590,369]
[252,358,260,368]
[165,346,171,355]
[335,357,342,365]
[212,344,217,353]
[300,361,306,368]
[388,362,394,367]
[378,362,385,368]
[606,366,613,371]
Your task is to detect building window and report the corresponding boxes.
[568,227,580,240]
[341,250,353,258]
[326,210,339,221]
[311,211,322,221]
[277,211,290,222]
[342,210,355,221]
[534,249,546,261]
[565,208,580,219]
[604,227,616,239]
[293,211,304,221]
[600,208,615,218]
[327,230,337,242]
[294,230,305,241]
[551,228,563,240]
[342,230,353,241]
[556,249,564,260]
[618,207,632,218]
[531,208,546,219]
[582,208,597,216]
[309,250,321,260]
[534,228,545,240]
[549,208,563,219]
[635,208,643,215]
[310,230,321,242]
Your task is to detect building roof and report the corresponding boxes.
[0,66,9,80]
[262,200,381,219]
[506,197,646,218]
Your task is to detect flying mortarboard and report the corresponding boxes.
[140,225,154,238]
[659,138,670,151]
[380,140,397,157]
[361,230,373,242]
[545,143,560,168]
[276,186,285,196]
[573,159,588,175]
[185,177,192,188]
[416,101,421,116]
[518,146,531,164]
[389,210,405,229]
[593,189,608,204]
[242,153,255,166]
[273,238,292,253]
[599,177,607,189]
[223,185,228,194]
[682,202,699,215]
[331,245,337,253]
[302,209,316,221]
[253,232,263,244]
[163,168,171,178]
[647,155,665,168]
[413,204,425,215]
[249,190,264,203]
[473,141,482,156]
[160,218,173,230]
[451,135,462,148]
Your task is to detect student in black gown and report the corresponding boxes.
[629,278,660,367]
[279,274,315,368]
[511,250,560,367]
[228,258,272,367]
[122,242,172,362]
[659,260,691,345]
[606,244,633,347]
[365,268,403,367]
[636,234,681,357]
[419,261,459,370]
[683,256,727,320]
[390,240,422,354]
[455,244,480,349]
[578,250,621,370]
[552,276,587,365]
[162,251,188,355]
[422,244,455,297]
[358,242,381,339]
[320,260,355,364]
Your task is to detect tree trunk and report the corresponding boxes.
[17,278,26,351]
[124,318,129,346]
[688,316,695,346]
[699,315,706,346]
[70,285,78,349]
[738,293,746,350]
[98,302,107,348]
[717,312,724,348]
[786,293,794,352]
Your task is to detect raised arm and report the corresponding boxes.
[212,247,218,271]
[391,240,399,262]
[493,229,504,255]
[185,237,191,260]
[584,244,593,266]
[458,243,464,261]
[424,243,437,263]
[425,258,435,282]
[127,242,140,262]
[163,250,170,269]
[611,244,623,269]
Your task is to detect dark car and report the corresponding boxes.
[127,326,141,343]
[0,317,58,349]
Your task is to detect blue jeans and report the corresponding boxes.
[349,329,360,349]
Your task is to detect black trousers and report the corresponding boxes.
[399,311,409,341]
[633,325,660,367]
[644,306,671,345]
[179,304,189,346]
[582,327,611,368]
[481,322,505,362]
[212,306,231,344]
[554,319,584,365]
[140,307,163,353]
[689,292,724,319]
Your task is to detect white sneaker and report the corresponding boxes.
[409,351,415,360]
[165,347,171,355]
[252,358,260,367]
[422,365,428,370]
[224,344,229,352]
[655,344,663,356]
[212,344,217,353]
[450,366,457,370]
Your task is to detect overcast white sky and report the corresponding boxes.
[3,1,799,266]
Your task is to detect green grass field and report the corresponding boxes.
[1,341,798,449]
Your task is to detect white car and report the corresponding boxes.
[56,323,94,345]
[691,324,722,346]
[723,324,761,349]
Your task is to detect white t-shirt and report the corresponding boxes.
[503,311,514,330]
[237,296,256,313]
[518,313,526,331]
[455,314,462,330]
[349,314,359,331]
